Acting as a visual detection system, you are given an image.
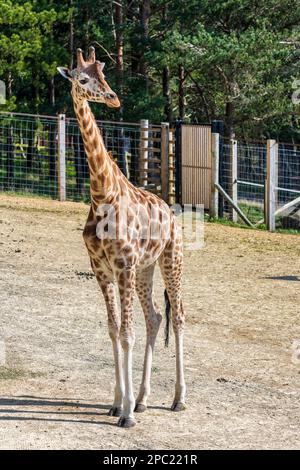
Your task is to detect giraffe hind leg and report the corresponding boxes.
[159,244,186,412]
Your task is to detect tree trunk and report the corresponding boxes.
[139,0,151,91]
[115,0,124,118]
[83,4,90,53]
[6,71,12,98]
[162,4,171,122]
[69,0,74,69]
[114,0,127,177]
[225,101,235,139]
[33,70,40,112]
[124,1,136,75]
[163,65,172,122]
[178,64,186,120]
[115,1,124,87]
[49,77,55,108]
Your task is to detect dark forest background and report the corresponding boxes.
[1,0,300,140]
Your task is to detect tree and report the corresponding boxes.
[1,0,300,140]
[161,0,300,138]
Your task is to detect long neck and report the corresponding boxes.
[72,95,119,212]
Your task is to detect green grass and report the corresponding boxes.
[0,189,56,200]
[205,213,300,235]
[205,214,258,230]
[238,202,264,224]
[276,227,300,236]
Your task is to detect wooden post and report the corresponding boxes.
[161,122,169,203]
[139,119,149,186]
[266,139,278,231]
[58,114,66,201]
[230,139,238,222]
[210,132,219,218]
[168,129,175,205]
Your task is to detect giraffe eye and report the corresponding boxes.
[79,77,89,85]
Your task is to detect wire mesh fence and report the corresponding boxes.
[0,113,58,198]
[220,140,267,225]
[238,142,266,225]
[220,139,300,230]
[277,143,300,230]
[0,112,166,203]
[2,112,300,232]
[64,118,146,201]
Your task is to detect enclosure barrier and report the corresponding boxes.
[210,136,300,231]
[0,112,175,205]
[175,121,300,231]
[1,112,300,232]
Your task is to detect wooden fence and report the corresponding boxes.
[180,124,212,209]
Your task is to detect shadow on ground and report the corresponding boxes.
[0,396,116,427]
[263,275,300,282]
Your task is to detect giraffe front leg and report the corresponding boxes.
[107,328,124,417]
[135,266,162,412]
[95,271,124,417]
[117,267,136,428]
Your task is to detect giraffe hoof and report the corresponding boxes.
[117,416,136,428]
[108,406,123,417]
[134,403,147,413]
[171,401,186,412]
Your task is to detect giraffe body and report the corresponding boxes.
[58,47,186,427]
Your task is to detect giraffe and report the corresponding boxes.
[57,46,186,428]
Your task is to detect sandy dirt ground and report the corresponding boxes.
[0,193,300,449]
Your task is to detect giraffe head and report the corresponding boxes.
[57,46,120,108]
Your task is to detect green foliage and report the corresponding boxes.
[0,0,300,138]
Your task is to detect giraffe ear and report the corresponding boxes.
[96,61,105,71]
[57,67,73,81]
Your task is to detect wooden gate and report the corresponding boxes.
[180,124,212,209]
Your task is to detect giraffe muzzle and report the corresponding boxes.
[105,92,121,108]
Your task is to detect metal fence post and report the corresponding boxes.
[58,114,66,201]
[168,129,175,205]
[266,139,278,231]
[210,132,219,218]
[212,120,224,218]
[230,139,238,222]
[139,119,149,186]
[161,122,170,203]
[174,119,183,204]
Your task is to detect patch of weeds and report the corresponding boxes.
[276,227,300,236]
[1,191,53,201]
[205,214,255,231]
[205,214,300,236]
[0,367,44,380]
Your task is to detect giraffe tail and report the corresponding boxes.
[164,290,171,347]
